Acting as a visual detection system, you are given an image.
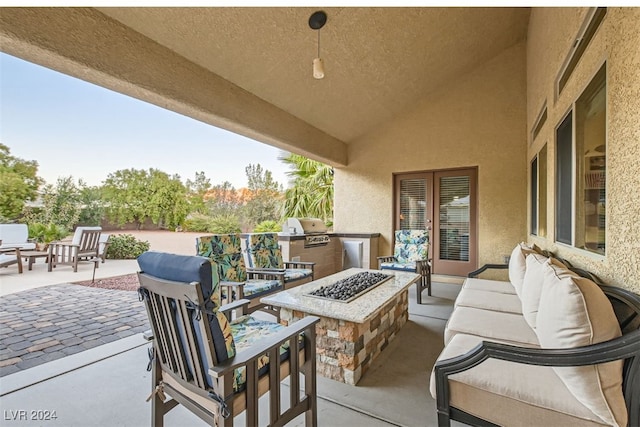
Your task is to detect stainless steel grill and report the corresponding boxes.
[283,218,330,247]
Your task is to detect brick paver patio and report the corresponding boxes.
[0,283,148,377]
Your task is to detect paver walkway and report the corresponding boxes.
[0,283,148,377]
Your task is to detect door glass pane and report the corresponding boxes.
[399,179,426,229]
[439,176,470,261]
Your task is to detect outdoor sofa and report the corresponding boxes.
[430,243,640,427]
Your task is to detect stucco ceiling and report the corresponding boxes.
[97,7,530,143]
[0,7,530,165]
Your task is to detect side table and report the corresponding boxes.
[19,250,51,271]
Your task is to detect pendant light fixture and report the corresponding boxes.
[309,11,327,79]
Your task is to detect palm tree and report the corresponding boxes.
[279,153,334,225]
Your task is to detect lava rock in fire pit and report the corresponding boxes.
[308,272,392,301]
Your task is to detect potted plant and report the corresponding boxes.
[28,223,69,251]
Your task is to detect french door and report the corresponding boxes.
[394,168,477,276]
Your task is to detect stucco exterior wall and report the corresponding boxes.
[334,42,528,270]
[527,7,640,292]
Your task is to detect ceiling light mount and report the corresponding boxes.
[309,10,327,30]
[309,11,327,79]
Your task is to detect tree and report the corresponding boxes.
[185,171,211,215]
[38,176,83,230]
[279,153,334,225]
[243,163,284,228]
[78,185,105,226]
[204,181,243,217]
[103,168,188,229]
[0,143,43,220]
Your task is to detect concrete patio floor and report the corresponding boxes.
[0,281,461,426]
[0,231,465,426]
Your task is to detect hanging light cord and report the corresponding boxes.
[317,29,321,58]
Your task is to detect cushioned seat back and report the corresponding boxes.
[71,226,102,245]
[197,234,247,283]
[137,251,235,387]
[246,233,284,269]
[393,230,429,264]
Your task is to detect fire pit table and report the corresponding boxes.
[261,268,419,385]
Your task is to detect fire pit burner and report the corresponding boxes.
[306,271,393,303]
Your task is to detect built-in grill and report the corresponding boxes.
[283,218,331,247]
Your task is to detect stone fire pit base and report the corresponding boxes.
[280,289,409,385]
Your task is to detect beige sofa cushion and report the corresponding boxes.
[444,306,538,346]
[462,277,517,294]
[508,242,542,298]
[429,333,609,426]
[537,263,626,427]
[455,287,522,314]
[521,255,566,328]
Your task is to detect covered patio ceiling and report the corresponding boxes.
[0,7,529,166]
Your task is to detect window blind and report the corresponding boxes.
[399,178,426,230]
[439,176,470,261]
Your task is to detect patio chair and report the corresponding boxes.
[0,245,23,274]
[137,251,319,427]
[98,233,111,263]
[245,233,315,289]
[377,229,432,304]
[196,234,284,319]
[48,228,101,272]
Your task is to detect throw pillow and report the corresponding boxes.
[508,242,543,298]
[536,262,626,427]
[521,255,566,329]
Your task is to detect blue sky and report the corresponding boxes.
[0,52,292,189]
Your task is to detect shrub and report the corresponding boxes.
[208,214,241,234]
[253,220,282,233]
[182,212,213,232]
[106,234,150,259]
[28,222,69,243]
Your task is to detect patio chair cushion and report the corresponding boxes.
[197,234,247,282]
[230,315,301,393]
[393,229,429,264]
[243,279,282,298]
[284,268,313,282]
[536,261,626,427]
[246,233,284,269]
[0,224,36,251]
[71,226,101,245]
[379,261,418,272]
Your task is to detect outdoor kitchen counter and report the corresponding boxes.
[277,233,381,279]
[262,268,419,384]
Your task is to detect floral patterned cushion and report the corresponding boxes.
[197,234,247,283]
[243,279,282,297]
[379,261,418,272]
[229,315,300,393]
[393,229,429,264]
[284,269,313,282]
[246,233,284,269]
